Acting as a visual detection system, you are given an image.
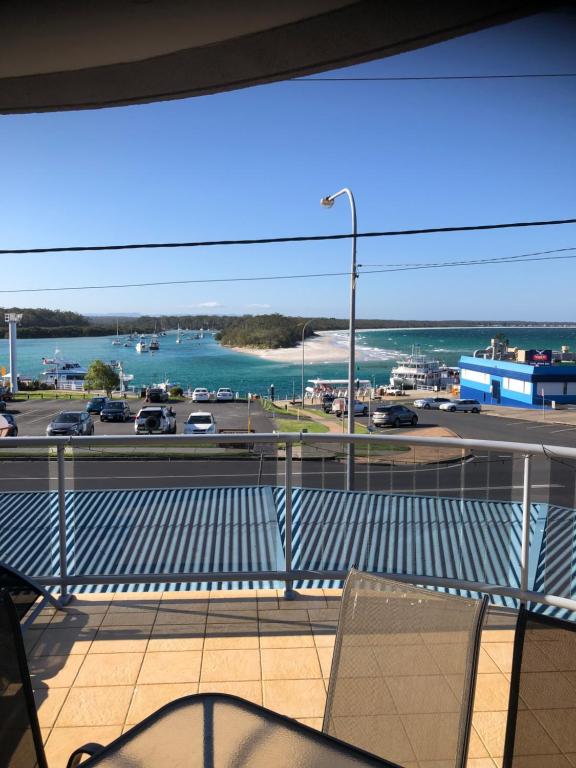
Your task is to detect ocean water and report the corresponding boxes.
[1,327,576,398]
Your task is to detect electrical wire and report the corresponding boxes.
[2,217,576,255]
[1,246,575,295]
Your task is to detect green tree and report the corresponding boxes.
[84,360,119,396]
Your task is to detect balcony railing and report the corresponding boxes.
[2,432,576,616]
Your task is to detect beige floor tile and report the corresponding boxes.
[161,591,210,602]
[138,650,202,684]
[316,646,334,679]
[297,717,324,730]
[533,708,576,754]
[261,647,322,680]
[56,686,134,727]
[478,647,500,674]
[259,622,315,648]
[328,714,417,765]
[311,621,338,647]
[277,594,328,611]
[101,610,157,627]
[470,673,511,712]
[259,609,310,625]
[468,728,490,759]
[201,649,261,682]
[473,711,508,758]
[204,623,259,650]
[481,628,516,644]
[30,654,84,688]
[32,627,97,656]
[106,602,160,615]
[198,680,263,705]
[155,606,208,625]
[89,626,151,654]
[33,688,69,728]
[263,678,327,719]
[388,675,460,714]
[373,643,441,677]
[45,726,122,768]
[67,597,112,612]
[23,629,44,655]
[126,683,198,724]
[48,610,105,629]
[41,728,51,745]
[464,761,497,768]
[483,643,514,674]
[74,652,144,687]
[206,609,258,625]
[148,624,204,651]
[209,588,257,601]
[256,588,279,611]
[401,712,462,763]
[427,642,470,675]
[112,592,161,604]
[208,597,258,613]
[308,608,340,622]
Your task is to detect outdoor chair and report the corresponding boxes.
[0,588,401,768]
[0,562,61,622]
[503,606,576,767]
[323,571,489,768]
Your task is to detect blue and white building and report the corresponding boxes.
[459,346,576,408]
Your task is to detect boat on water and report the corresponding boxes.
[112,321,122,346]
[389,348,458,390]
[123,339,133,348]
[135,336,149,353]
[175,325,182,344]
[41,353,88,390]
[149,333,160,351]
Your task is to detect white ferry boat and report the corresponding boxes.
[389,348,458,390]
[41,354,88,390]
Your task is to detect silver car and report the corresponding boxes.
[413,397,452,410]
[438,399,481,413]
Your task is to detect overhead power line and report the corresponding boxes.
[2,217,576,256]
[1,246,575,295]
[294,73,576,82]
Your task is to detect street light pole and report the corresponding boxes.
[301,319,312,409]
[321,189,357,491]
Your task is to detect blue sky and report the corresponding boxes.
[1,8,575,320]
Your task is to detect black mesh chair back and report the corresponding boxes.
[0,563,46,620]
[323,571,488,768]
[503,607,576,767]
[0,589,48,768]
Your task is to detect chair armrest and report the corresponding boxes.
[66,743,103,768]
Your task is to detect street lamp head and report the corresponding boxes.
[320,196,334,208]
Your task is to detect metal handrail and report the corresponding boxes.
[2,431,576,612]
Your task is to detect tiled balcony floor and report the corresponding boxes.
[25,589,514,768]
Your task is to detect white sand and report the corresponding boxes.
[228,331,381,364]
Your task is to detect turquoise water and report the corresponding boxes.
[2,327,576,397]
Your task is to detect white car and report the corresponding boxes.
[438,399,482,413]
[183,412,216,434]
[216,387,234,402]
[191,387,210,403]
[413,397,452,410]
[331,398,368,417]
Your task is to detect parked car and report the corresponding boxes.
[46,411,94,436]
[216,388,234,402]
[331,398,368,418]
[413,397,452,410]
[321,393,336,413]
[438,399,482,413]
[86,396,108,414]
[100,401,131,422]
[135,406,177,434]
[384,386,404,396]
[146,387,169,403]
[0,413,18,436]
[372,404,418,428]
[183,412,217,435]
[192,387,210,403]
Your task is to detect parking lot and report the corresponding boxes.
[2,396,274,437]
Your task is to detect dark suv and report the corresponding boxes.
[100,401,131,422]
[321,394,336,413]
[372,404,418,428]
[146,387,169,403]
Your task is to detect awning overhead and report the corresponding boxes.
[0,0,551,114]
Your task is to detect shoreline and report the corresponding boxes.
[228,331,391,364]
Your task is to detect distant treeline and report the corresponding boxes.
[1,306,574,341]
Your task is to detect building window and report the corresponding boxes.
[461,368,490,385]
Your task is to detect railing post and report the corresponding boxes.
[283,441,295,599]
[520,453,533,593]
[56,445,71,604]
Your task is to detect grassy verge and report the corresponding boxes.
[274,418,329,434]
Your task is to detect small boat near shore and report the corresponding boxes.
[135,336,149,353]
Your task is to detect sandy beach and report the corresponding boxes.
[229,331,382,364]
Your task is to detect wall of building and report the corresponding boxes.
[458,356,576,408]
